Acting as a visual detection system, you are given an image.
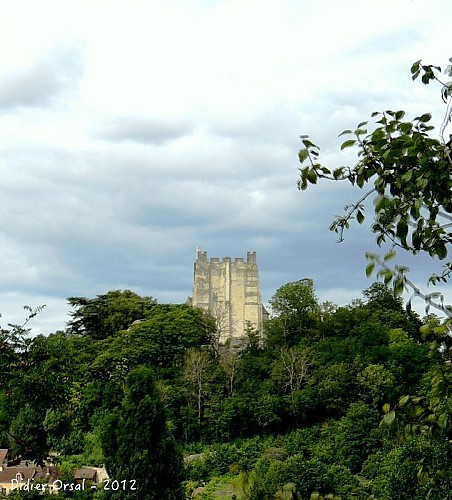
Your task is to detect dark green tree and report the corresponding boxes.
[101,366,183,500]
[90,304,216,385]
[67,290,157,340]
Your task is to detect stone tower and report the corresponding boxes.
[191,250,267,343]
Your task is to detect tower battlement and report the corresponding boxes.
[195,251,257,266]
[191,250,266,342]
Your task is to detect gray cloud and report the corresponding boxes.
[0,47,83,110]
[97,116,193,144]
[1,1,451,334]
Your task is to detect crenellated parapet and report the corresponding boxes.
[195,251,258,267]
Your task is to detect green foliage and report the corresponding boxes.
[88,304,216,389]
[299,108,452,259]
[247,456,287,500]
[333,401,381,473]
[67,290,157,340]
[311,362,357,417]
[0,281,446,498]
[297,58,451,500]
[248,454,362,500]
[363,437,452,499]
[8,403,48,464]
[266,279,320,347]
[357,364,397,406]
[184,436,269,483]
[298,58,452,322]
[283,425,321,458]
[101,366,184,499]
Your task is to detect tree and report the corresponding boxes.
[101,366,184,500]
[297,58,452,319]
[271,346,312,395]
[67,290,157,340]
[297,57,452,488]
[183,348,213,435]
[266,279,319,346]
[127,304,216,370]
[218,349,240,397]
[86,303,216,389]
[357,364,396,407]
[210,301,229,355]
[8,403,48,465]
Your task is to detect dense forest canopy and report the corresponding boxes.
[0,277,450,499]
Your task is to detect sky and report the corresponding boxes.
[0,0,451,334]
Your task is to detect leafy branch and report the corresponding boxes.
[298,58,452,326]
[365,250,452,320]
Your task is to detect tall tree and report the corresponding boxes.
[271,345,312,395]
[183,348,213,436]
[101,366,183,500]
[266,278,319,346]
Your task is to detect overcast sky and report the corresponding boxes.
[1,0,451,334]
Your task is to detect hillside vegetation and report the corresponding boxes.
[1,282,450,499]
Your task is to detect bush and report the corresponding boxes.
[283,425,321,457]
[362,437,452,499]
[247,457,288,500]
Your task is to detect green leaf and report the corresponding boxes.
[383,250,396,262]
[365,262,375,278]
[338,129,353,137]
[333,168,345,179]
[382,403,391,414]
[437,413,448,430]
[404,424,413,438]
[307,169,317,184]
[340,139,356,150]
[399,395,410,407]
[400,122,413,134]
[377,268,393,286]
[396,219,408,244]
[417,470,429,486]
[418,113,432,123]
[302,138,317,149]
[298,149,309,162]
[357,210,365,224]
[434,242,447,260]
[402,170,413,182]
[394,277,404,297]
[382,410,395,425]
[297,178,308,191]
[410,60,421,74]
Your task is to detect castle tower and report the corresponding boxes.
[191,250,267,343]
